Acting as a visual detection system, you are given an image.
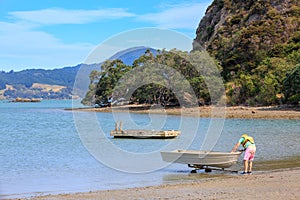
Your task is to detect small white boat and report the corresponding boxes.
[161,149,242,172]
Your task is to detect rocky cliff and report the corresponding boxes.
[194,0,300,81]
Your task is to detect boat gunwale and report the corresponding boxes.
[161,150,242,156]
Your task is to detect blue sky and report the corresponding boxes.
[0,0,213,71]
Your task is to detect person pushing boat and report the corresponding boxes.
[231,134,256,174]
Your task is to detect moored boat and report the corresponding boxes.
[110,129,180,139]
[110,121,180,139]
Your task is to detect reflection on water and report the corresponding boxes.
[163,172,229,183]
[162,165,236,184]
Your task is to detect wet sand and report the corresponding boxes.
[74,105,300,119]
[18,168,300,200]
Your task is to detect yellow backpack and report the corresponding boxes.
[241,134,254,147]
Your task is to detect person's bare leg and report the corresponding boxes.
[244,160,248,172]
[248,161,253,172]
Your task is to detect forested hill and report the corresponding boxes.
[194,0,300,105]
[0,64,99,99]
[0,46,155,100]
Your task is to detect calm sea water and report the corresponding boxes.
[0,100,299,198]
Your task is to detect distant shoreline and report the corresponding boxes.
[69,104,300,119]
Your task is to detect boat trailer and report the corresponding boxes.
[188,164,239,173]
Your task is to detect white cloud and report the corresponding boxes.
[0,7,136,70]
[0,21,95,71]
[9,8,136,25]
[138,2,210,29]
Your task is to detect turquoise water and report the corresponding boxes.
[0,100,299,198]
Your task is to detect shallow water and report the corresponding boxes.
[254,155,300,171]
[0,100,299,198]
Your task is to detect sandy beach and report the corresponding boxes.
[19,168,300,200]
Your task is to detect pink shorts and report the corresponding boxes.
[244,146,256,161]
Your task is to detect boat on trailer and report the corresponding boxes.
[160,149,242,173]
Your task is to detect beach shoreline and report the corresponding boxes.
[71,105,300,119]
[13,167,300,200]
[7,104,298,200]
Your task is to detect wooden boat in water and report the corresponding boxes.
[160,149,242,172]
[110,129,180,139]
[110,121,180,139]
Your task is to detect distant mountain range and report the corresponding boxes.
[0,46,156,100]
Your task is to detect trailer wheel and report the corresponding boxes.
[205,168,212,172]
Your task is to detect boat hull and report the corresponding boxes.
[161,149,242,168]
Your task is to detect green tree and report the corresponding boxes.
[256,73,280,105]
[283,64,300,104]
[83,49,222,107]
[82,60,132,105]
